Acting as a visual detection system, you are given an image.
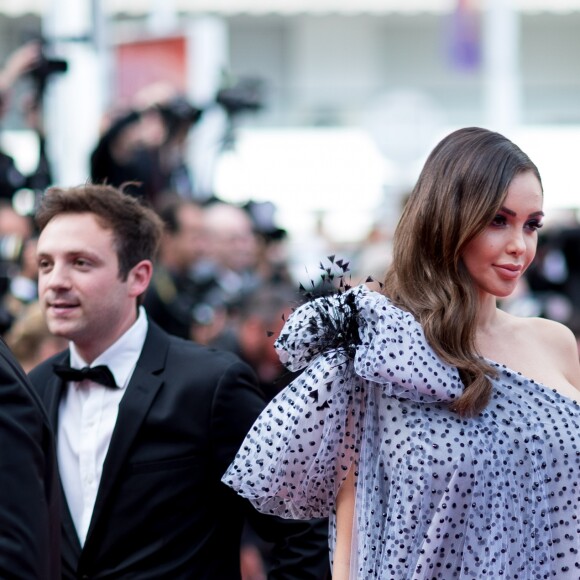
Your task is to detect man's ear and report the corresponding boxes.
[127,260,153,298]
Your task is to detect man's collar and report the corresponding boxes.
[69,307,149,389]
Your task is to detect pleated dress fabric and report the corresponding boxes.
[223,286,580,579]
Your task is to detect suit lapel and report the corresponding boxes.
[83,324,169,546]
[40,351,84,565]
[43,351,69,428]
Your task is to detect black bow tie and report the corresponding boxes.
[53,364,118,389]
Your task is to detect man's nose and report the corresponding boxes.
[43,263,71,289]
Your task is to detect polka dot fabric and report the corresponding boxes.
[222,286,580,579]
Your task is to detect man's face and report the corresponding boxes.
[37,213,148,363]
[204,205,258,273]
[174,205,207,268]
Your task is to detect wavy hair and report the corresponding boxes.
[383,127,542,416]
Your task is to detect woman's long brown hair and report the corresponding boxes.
[383,127,542,416]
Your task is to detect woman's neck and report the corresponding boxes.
[475,292,499,334]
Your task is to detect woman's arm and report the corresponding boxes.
[333,467,356,580]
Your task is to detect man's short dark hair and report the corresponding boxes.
[35,183,163,280]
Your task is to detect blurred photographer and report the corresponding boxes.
[0,202,37,335]
[0,41,57,200]
[90,83,202,206]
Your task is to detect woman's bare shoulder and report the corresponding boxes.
[516,315,575,343]
[513,314,580,386]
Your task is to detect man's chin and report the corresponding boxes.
[46,322,75,340]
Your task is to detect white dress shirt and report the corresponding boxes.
[57,307,148,545]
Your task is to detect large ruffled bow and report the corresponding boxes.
[275,285,463,404]
[223,285,464,520]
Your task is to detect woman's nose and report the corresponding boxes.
[506,229,526,256]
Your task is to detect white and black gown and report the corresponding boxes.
[223,285,580,579]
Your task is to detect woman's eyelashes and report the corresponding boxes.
[490,214,543,231]
[525,219,543,231]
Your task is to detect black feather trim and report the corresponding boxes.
[301,256,363,361]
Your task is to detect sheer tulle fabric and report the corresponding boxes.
[223,286,580,578]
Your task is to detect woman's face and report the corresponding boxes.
[462,171,543,299]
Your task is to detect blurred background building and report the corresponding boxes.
[0,0,579,281]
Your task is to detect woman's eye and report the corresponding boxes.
[491,215,506,226]
[526,220,544,231]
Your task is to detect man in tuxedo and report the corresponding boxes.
[0,337,60,578]
[29,184,329,579]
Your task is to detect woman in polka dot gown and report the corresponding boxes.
[223,127,580,579]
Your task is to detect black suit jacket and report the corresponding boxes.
[0,338,60,579]
[29,322,328,579]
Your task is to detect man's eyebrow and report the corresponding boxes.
[36,249,101,260]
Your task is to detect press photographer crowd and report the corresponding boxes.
[1,37,580,580]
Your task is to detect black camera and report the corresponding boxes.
[158,97,203,138]
[216,77,264,117]
[27,44,68,103]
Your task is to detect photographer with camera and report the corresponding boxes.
[0,41,61,201]
[90,83,202,207]
[0,42,41,200]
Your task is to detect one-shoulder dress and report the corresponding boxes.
[222,285,580,579]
